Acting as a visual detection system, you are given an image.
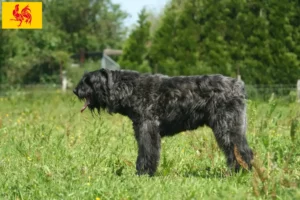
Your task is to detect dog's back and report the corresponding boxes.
[111,71,246,136]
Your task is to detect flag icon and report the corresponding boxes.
[2,2,42,29]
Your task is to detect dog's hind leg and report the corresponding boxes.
[133,120,161,176]
[229,108,253,171]
[211,119,240,172]
[210,103,253,172]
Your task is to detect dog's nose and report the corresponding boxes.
[73,89,77,95]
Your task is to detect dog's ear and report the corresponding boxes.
[83,74,93,88]
[100,68,113,89]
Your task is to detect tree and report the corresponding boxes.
[148,0,185,74]
[44,0,128,52]
[0,0,128,84]
[0,23,9,83]
[148,0,300,84]
[119,8,151,72]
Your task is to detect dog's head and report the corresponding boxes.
[73,69,113,113]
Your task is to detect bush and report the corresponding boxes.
[66,60,101,85]
[3,51,72,85]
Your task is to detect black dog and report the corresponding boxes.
[73,69,253,176]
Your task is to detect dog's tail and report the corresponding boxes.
[233,78,246,99]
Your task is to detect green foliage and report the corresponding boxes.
[0,24,9,83]
[1,0,300,85]
[149,0,200,75]
[145,0,300,84]
[44,0,128,52]
[0,0,127,84]
[0,90,299,199]
[119,8,152,73]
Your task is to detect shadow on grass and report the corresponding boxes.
[181,167,229,179]
[156,166,251,179]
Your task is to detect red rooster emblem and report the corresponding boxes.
[10,4,32,27]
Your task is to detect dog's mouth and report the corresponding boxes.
[81,97,90,113]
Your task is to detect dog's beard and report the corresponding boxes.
[81,97,90,113]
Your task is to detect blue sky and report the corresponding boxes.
[113,0,168,27]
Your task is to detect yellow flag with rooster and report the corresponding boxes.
[2,2,42,29]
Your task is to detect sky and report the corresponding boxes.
[112,0,169,27]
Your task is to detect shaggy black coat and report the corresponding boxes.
[73,68,253,176]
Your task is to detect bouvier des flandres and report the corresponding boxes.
[73,68,253,176]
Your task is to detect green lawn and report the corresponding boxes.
[0,90,299,199]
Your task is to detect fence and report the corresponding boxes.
[0,84,60,96]
[0,83,298,102]
[245,84,297,102]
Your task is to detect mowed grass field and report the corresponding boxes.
[0,89,299,199]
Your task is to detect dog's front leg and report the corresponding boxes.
[134,120,161,176]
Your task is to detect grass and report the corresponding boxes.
[0,90,299,199]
